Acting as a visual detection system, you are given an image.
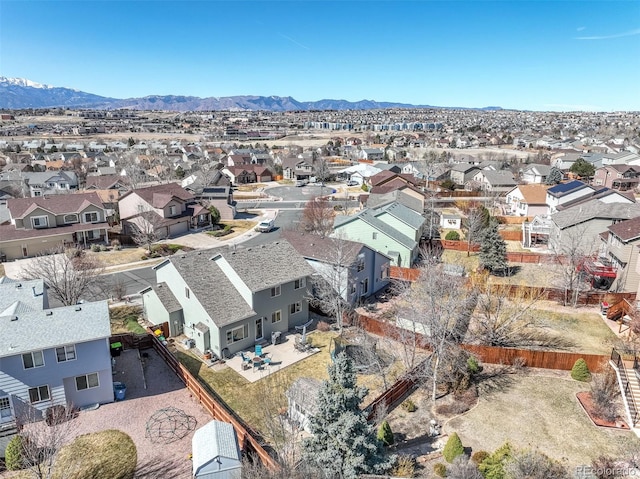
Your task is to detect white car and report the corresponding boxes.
[295,179,309,187]
[255,220,275,232]
[346,180,359,187]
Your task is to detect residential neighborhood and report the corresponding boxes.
[1,108,640,478]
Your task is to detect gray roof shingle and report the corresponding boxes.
[552,200,640,229]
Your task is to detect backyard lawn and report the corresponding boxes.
[446,373,640,468]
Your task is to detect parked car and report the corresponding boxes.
[346,180,359,187]
[295,179,309,187]
[255,219,275,232]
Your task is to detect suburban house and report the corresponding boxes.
[0,192,109,261]
[282,231,391,305]
[286,377,322,433]
[282,157,315,181]
[593,165,640,191]
[549,200,640,256]
[470,170,517,193]
[23,171,79,197]
[602,216,640,293]
[222,165,273,184]
[505,184,550,217]
[119,183,209,239]
[367,184,427,214]
[521,164,551,184]
[546,180,595,213]
[140,241,315,358]
[182,169,236,221]
[0,278,114,425]
[449,164,480,186]
[84,174,130,192]
[360,148,385,161]
[332,201,425,267]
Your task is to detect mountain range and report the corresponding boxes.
[0,77,501,112]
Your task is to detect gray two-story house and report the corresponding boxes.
[0,192,109,260]
[141,241,315,358]
[283,231,391,305]
[0,278,113,424]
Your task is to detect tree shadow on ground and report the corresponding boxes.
[475,365,518,397]
[136,456,188,479]
[491,265,521,277]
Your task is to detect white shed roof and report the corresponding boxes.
[192,420,242,479]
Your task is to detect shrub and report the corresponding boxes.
[377,420,394,446]
[66,247,84,259]
[471,450,490,465]
[433,462,447,477]
[445,230,460,241]
[5,435,25,470]
[91,244,101,252]
[99,244,108,252]
[590,367,620,422]
[401,399,416,412]
[141,256,148,260]
[317,321,331,332]
[571,358,591,382]
[111,239,122,250]
[467,356,481,374]
[479,442,512,479]
[391,454,416,478]
[443,432,465,463]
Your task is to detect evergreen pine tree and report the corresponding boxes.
[302,352,394,479]
[443,432,465,463]
[479,220,508,273]
[545,167,563,185]
[377,420,394,446]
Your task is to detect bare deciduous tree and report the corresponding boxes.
[17,403,78,479]
[299,197,335,236]
[128,207,165,254]
[393,259,477,401]
[21,247,105,306]
[550,224,594,307]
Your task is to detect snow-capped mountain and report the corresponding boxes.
[0,76,56,89]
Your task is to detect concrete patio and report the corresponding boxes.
[219,332,321,383]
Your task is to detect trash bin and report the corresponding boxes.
[110,342,123,357]
[113,382,127,401]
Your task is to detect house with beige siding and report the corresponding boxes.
[0,192,108,261]
[602,216,640,293]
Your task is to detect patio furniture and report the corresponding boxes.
[255,344,264,357]
[263,356,272,368]
[240,352,251,370]
[252,356,263,371]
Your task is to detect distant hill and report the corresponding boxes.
[0,77,502,111]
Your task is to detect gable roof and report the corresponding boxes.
[552,200,640,229]
[476,170,516,186]
[85,174,129,190]
[372,201,425,229]
[192,420,241,477]
[334,209,417,249]
[608,216,640,243]
[120,183,194,208]
[7,191,104,218]
[282,231,368,265]
[523,163,552,176]
[0,299,111,358]
[514,184,549,205]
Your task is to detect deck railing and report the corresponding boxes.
[611,349,640,427]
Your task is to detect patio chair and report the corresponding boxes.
[240,352,251,370]
[255,344,264,357]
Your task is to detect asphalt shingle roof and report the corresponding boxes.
[608,216,640,242]
[7,191,104,218]
[552,199,640,229]
[372,201,425,229]
[0,299,111,358]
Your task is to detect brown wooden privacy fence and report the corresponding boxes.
[358,314,608,371]
[484,283,636,306]
[389,266,421,282]
[440,240,480,252]
[496,216,533,225]
[505,252,558,264]
[437,190,483,198]
[110,333,153,350]
[461,344,608,371]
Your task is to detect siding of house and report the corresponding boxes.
[375,212,423,242]
[549,219,612,256]
[546,189,592,213]
[334,221,415,267]
[606,238,640,293]
[1,338,113,414]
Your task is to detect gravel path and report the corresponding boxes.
[69,348,212,478]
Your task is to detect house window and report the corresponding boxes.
[64,214,79,224]
[447,219,457,225]
[350,283,357,295]
[22,351,44,369]
[226,324,249,344]
[372,232,378,240]
[33,191,42,197]
[84,212,98,223]
[270,285,281,297]
[31,216,48,228]
[28,385,50,404]
[381,263,390,279]
[75,373,99,391]
[357,261,365,272]
[272,310,282,323]
[290,302,301,314]
[294,278,305,289]
[185,287,190,299]
[169,205,176,216]
[361,278,369,295]
[56,345,76,362]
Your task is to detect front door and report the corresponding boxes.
[0,396,13,424]
[255,317,263,341]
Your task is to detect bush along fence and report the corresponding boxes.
[356,313,608,372]
[115,327,278,471]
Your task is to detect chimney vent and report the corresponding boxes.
[46,311,53,316]
[15,283,22,289]
[75,306,82,311]
[10,315,18,321]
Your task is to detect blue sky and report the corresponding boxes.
[1,1,639,111]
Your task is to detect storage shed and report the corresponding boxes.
[192,420,242,479]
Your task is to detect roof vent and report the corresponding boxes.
[10,315,18,321]
[46,311,53,316]
[75,306,82,311]
[15,283,22,289]
[261,244,265,248]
